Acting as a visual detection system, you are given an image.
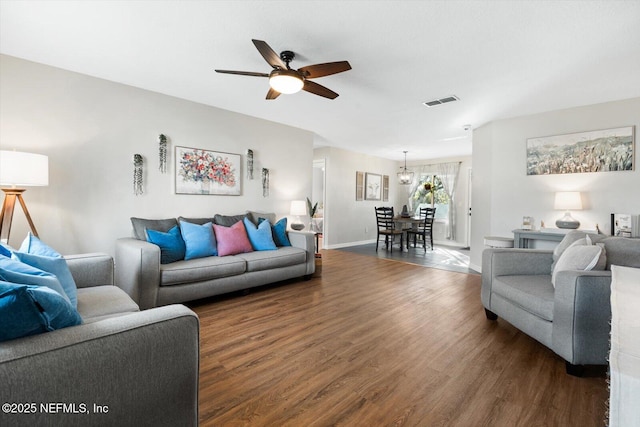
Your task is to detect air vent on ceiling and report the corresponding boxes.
[422,95,460,107]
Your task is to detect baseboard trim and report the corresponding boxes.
[469,263,482,273]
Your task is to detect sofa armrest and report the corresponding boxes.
[0,305,199,427]
[64,253,114,288]
[115,238,161,310]
[287,231,315,275]
[552,270,612,365]
[481,248,553,308]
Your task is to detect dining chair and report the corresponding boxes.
[406,207,436,251]
[374,206,404,252]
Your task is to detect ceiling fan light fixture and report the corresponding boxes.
[269,69,304,94]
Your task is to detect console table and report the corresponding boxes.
[512,229,566,248]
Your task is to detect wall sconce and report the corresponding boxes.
[290,200,307,231]
[0,150,49,243]
[554,191,582,229]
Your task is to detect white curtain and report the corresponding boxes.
[436,161,461,240]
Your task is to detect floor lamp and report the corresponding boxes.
[0,150,49,244]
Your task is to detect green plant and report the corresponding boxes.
[306,197,318,218]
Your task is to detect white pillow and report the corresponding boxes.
[551,240,607,287]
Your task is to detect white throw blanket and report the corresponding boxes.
[609,265,640,427]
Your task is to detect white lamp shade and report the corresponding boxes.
[290,200,307,216]
[554,191,582,210]
[0,150,49,187]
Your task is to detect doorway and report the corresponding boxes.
[312,159,325,249]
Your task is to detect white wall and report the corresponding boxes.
[471,97,640,271]
[0,55,314,255]
[314,146,398,248]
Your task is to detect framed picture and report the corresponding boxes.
[611,213,637,237]
[175,146,241,195]
[365,172,382,200]
[526,126,634,175]
[355,171,364,201]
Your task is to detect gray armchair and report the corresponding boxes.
[481,234,640,376]
[0,253,199,426]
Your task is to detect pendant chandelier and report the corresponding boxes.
[397,151,414,185]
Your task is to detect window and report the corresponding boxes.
[409,174,449,221]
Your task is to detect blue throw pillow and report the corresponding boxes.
[179,220,217,260]
[16,233,78,308]
[0,281,82,342]
[146,225,186,264]
[0,256,70,304]
[0,243,12,258]
[260,217,291,247]
[243,217,277,251]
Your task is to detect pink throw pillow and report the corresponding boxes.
[213,221,254,256]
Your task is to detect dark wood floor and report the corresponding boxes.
[189,249,608,427]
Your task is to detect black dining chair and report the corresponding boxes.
[406,207,436,251]
[375,207,404,252]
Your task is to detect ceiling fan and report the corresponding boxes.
[215,39,351,100]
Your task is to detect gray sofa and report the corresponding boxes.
[115,216,316,309]
[0,253,199,427]
[481,232,640,375]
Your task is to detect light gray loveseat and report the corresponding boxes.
[115,214,316,309]
[0,253,199,427]
[481,231,640,376]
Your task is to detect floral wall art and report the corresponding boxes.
[175,146,241,195]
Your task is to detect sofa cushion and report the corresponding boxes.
[236,247,307,272]
[243,217,277,251]
[603,237,640,269]
[76,285,139,323]
[131,217,178,241]
[179,221,217,260]
[213,213,246,227]
[492,275,555,321]
[213,221,253,256]
[0,281,82,342]
[14,233,78,308]
[146,225,186,264]
[0,256,70,304]
[159,256,247,286]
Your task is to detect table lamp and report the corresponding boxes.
[554,191,582,229]
[290,200,307,231]
[0,150,49,243]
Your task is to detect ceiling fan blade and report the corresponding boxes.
[298,61,352,79]
[215,69,269,77]
[252,39,286,69]
[266,87,281,100]
[303,80,339,99]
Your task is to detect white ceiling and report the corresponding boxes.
[2,1,640,161]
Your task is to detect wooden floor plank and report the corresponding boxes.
[191,249,608,427]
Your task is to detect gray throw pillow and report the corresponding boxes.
[130,217,178,241]
[551,242,606,287]
[246,210,276,226]
[178,216,215,226]
[551,231,605,273]
[213,213,246,227]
